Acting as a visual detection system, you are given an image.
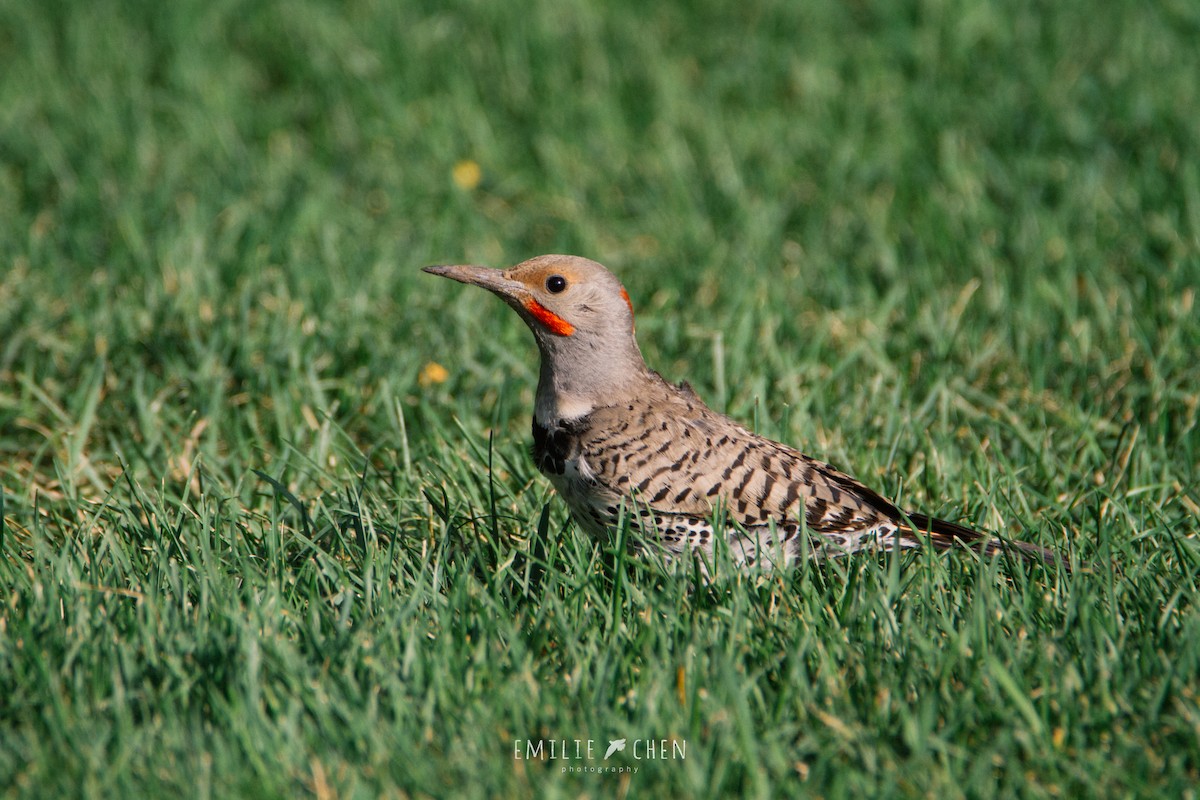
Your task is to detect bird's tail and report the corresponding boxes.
[903,512,1070,571]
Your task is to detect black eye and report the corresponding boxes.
[546,275,568,293]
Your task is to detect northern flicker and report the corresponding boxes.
[424,255,1062,572]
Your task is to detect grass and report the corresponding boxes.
[2,0,1199,796]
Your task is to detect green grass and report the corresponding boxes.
[2,0,1199,796]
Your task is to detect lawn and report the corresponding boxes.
[1,0,1198,797]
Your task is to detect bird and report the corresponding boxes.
[424,254,1063,573]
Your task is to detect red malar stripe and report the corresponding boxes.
[524,299,575,336]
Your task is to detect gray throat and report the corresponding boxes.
[532,340,647,426]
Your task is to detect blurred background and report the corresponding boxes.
[3,0,1197,512]
[1,0,1198,795]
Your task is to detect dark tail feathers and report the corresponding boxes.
[904,512,1071,572]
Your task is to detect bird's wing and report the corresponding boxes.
[580,386,905,538]
[578,385,1067,567]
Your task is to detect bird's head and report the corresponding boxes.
[424,254,649,418]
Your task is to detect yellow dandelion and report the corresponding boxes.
[452,159,482,190]
[419,361,449,387]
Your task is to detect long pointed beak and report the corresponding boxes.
[422,264,525,299]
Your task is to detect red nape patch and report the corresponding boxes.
[524,299,576,336]
[620,287,636,332]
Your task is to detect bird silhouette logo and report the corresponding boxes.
[604,739,627,759]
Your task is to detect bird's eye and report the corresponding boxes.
[546,275,568,293]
